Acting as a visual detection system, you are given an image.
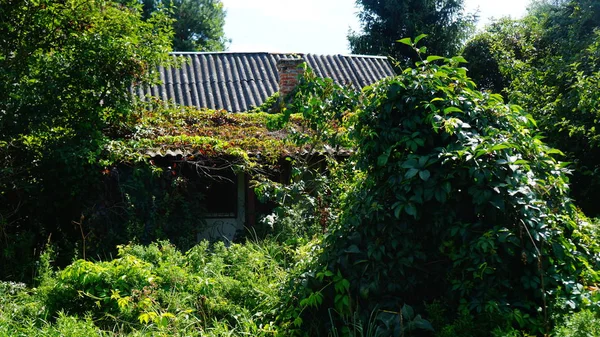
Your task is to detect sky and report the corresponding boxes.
[220,0,531,55]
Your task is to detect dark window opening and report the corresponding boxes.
[202,171,237,218]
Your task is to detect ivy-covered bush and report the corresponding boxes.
[308,40,600,335]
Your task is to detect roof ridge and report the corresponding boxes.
[170,51,389,59]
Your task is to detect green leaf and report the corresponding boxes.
[414,34,428,45]
[393,202,404,219]
[545,148,565,156]
[345,245,361,254]
[138,313,150,324]
[419,170,431,181]
[443,106,463,114]
[489,198,505,211]
[524,114,538,127]
[405,203,417,218]
[401,159,418,169]
[342,279,350,291]
[426,55,445,62]
[489,144,510,152]
[435,189,447,203]
[413,317,435,331]
[442,181,451,194]
[397,37,412,46]
[405,168,419,179]
[451,56,468,63]
[401,304,415,320]
[378,152,390,167]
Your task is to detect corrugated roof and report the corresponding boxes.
[134,52,396,112]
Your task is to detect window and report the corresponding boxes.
[202,171,237,218]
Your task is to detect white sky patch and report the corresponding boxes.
[221,0,531,54]
[223,0,361,25]
[464,0,530,30]
[221,0,359,54]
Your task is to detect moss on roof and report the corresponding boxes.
[103,103,313,168]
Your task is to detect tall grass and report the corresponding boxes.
[0,237,319,336]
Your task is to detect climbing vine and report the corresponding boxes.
[296,38,600,335]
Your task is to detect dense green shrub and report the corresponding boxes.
[0,0,174,281]
[0,239,319,336]
[300,40,600,335]
[462,1,600,215]
[2,48,600,336]
[92,163,208,252]
[552,309,600,337]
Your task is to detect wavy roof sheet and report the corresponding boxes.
[134,52,396,112]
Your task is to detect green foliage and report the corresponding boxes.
[2,4,600,334]
[462,0,600,215]
[328,304,433,337]
[0,281,45,337]
[0,239,315,336]
[97,103,319,255]
[130,0,228,51]
[286,65,360,149]
[248,92,281,113]
[108,102,305,166]
[2,75,311,279]
[461,17,540,94]
[90,163,207,254]
[245,45,600,335]
[255,177,327,244]
[306,45,600,335]
[252,64,361,243]
[0,0,174,281]
[552,309,600,337]
[349,0,476,65]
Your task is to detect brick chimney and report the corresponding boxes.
[276,58,305,99]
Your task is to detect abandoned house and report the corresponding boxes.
[134,52,396,242]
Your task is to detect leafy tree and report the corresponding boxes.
[136,0,227,51]
[462,0,600,215]
[349,0,476,65]
[460,17,540,93]
[0,0,173,280]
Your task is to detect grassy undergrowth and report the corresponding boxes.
[0,237,319,337]
[2,234,600,336]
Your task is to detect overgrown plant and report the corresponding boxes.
[0,0,174,281]
[462,1,600,215]
[278,64,360,150]
[2,239,311,336]
[303,36,600,335]
[252,63,361,242]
